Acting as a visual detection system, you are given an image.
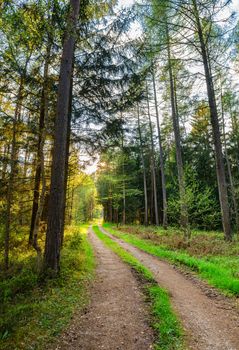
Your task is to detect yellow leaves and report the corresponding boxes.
[191,102,210,136]
[69,172,94,189]
[1,98,14,114]
[1,2,44,52]
[84,1,116,21]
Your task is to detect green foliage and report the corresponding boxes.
[97,145,143,223]
[167,167,221,230]
[93,225,184,350]
[104,223,239,296]
[70,173,99,224]
[0,225,94,350]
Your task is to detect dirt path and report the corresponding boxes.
[100,226,239,350]
[54,228,154,350]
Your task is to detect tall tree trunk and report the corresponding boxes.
[121,122,126,225]
[60,67,74,247]
[29,87,47,244]
[220,88,239,233]
[192,0,231,240]
[108,186,113,222]
[19,139,30,226]
[122,164,126,224]
[230,104,239,174]
[69,186,75,224]
[1,143,10,181]
[29,24,52,245]
[146,82,159,225]
[4,76,24,269]
[44,0,80,273]
[31,49,51,260]
[137,104,148,225]
[152,67,168,229]
[166,24,190,239]
[150,164,154,224]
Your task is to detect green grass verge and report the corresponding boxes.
[103,223,239,296]
[0,224,95,350]
[92,225,184,350]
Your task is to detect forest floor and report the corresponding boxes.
[98,225,239,350]
[53,227,155,350]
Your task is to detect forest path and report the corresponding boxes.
[99,226,239,350]
[54,227,154,350]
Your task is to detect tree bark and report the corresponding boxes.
[29,74,49,244]
[29,4,53,244]
[137,104,148,225]
[31,45,51,259]
[230,104,239,174]
[146,82,159,226]
[44,0,81,273]
[108,186,113,222]
[192,0,231,240]
[152,66,168,229]
[220,87,239,233]
[166,23,190,239]
[121,122,126,225]
[4,76,24,269]
[60,67,74,247]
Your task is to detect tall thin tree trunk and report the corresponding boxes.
[29,27,52,245]
[121,122,126,225]
[166,24,190,239]
[32,50,51,260]
[4,76,24,269]
[150,164,154,224]
[192,0,231,240]
[122,165,126,225]
[44,0,81,272]
[230,104,239,174]
[146,82,159,225]
[60,66,74,246]
[69,186,75,224]
[220,87,239,233]
[152,67,168,229]
[108,186,113,222]
[137,104,148,225]
[1,143,10,181]
[29,89,47,244]
[19,140,30,226]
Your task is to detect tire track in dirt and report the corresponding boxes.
[54,228,154,350]
[100,226,239,350]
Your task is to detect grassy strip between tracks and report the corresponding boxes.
[93,225,184,350]
[103,223,239,296]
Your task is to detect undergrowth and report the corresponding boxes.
[93,225,184,350]
[103,223,239,296]
[0,224,94,350]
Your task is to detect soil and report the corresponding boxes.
[53,228,154,350]
[100,226,239,350]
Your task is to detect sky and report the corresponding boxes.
[118,0,239,14]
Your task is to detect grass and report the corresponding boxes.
[113,224,239,257]
[103,223,239,296]
[93,225,184,350]
[0,224,95,350]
